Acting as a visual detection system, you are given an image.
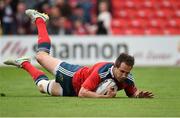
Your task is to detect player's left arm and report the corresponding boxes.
[125,84,154,98]
[124,74,154,98]
[133,89,154,98]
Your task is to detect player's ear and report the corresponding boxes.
[112,67,118,74]
[113,67,119,73]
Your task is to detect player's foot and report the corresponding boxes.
[3,57,31,68]
[25,9,49,23]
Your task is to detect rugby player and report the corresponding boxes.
[4,9,153,98]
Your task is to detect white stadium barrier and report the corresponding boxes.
[0,35,180,66]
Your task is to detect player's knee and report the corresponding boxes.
[35,52,48,63]
[38,84,46,93]
[51,87,61,96]
[37,80,62,96]
[50,82,63,96]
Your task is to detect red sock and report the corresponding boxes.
[35,18,51,53]
[21,61,45,81]
[35,18,50,44]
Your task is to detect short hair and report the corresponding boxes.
[114,53,135,68]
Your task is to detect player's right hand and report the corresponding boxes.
[106,87,117,98]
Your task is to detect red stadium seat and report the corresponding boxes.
[164,27,180,34]
[111,18,128,28]
[168,18,180,27]
[155,8,174,18]
[111,0,180,35]
[113,8,137,18]
[124,0,135,8]
[145,27,164,35]
[129,18,147,28]
[124,27,145,35]
[112,0,125,10]
[175,9,180,17]
[125,8,137,18]
[111,27,125,35]
[143,0,158,8]
[161,0,172,8]
[133,0,145,8]
[174,18,180,27]
[169,0,180,8]
[113,10,127,18]
[148,18,168,28]
[137,8,154,18]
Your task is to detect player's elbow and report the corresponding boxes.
[78,87,88,98]
[78,92,84,98]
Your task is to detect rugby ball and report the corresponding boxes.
[96,79,118,95]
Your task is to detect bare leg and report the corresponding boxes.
[36,52,61,75]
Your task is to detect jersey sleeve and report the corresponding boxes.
[124,83,137,97]
[81,70,101,91]
[124,74,137,97]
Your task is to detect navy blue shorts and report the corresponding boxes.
[55,62,82,96]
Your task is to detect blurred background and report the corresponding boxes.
[0,0,180,66]
[1,1,180,117]
[1,0,179,35]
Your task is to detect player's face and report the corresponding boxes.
[113,62,132,82]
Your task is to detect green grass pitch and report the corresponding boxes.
[0,66,180,117]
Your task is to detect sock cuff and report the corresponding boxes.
[37,42,51,53]
[35,75,49,85]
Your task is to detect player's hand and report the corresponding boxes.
[137,91,154,98]
[105,87,117,98]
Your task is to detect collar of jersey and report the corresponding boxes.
[110,66,114,78]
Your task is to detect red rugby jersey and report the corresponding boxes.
[72,62,137,97]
